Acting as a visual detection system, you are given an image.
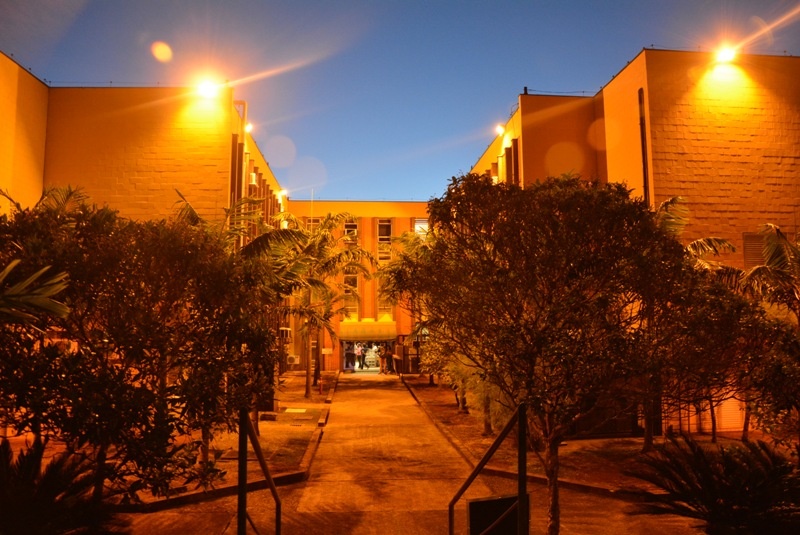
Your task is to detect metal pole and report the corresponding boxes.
[518,402,528,535]
[238,408,248,535]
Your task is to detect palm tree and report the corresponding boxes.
[740,223,800,445]
[742,223,800,323]
[276,212,373,398]
[655,196,740,282]
[0,260,69,323]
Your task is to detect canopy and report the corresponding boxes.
[339,321,397,342]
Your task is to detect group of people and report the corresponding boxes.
[344,341,395,374]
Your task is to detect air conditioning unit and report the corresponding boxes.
[286,355,300,366]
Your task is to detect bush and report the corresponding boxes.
[0,437,126,535]
[628,433,800,534]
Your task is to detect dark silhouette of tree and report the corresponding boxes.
[382,174,688,535]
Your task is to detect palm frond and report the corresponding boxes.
[655,196,689,236]
[37,186,89,213]
[686,237,736,259]
[239,228,306,259]
[173,189,203,226]
[0,260,70,322]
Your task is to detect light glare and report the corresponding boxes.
[716,46,736,63]
[197,80,220,98]
[495,124,505,135]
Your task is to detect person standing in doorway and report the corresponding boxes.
[355,342,364,370]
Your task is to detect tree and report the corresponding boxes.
[741,224,800,445]
[382,174,688,535]
[0,188,291,500]
[276,212,373,398]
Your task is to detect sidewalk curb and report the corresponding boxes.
[114,373,338,513]
[402,376,646,504]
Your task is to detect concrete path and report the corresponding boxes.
[126,372,703,534]
[243,372,492,534]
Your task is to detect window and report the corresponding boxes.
[638,88,651,207]
[306,217,320,232]
[414,219,428,237]
[344,219,358,243]
[377,295,393,320]
[343,274,359,317]
[377,218,392,261]
[742,233,763,269]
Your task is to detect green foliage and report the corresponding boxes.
[629,434,800,534]
[381,173,692,535]
[0,260,68,323]
[0,437,126,535]
[0,187,288,500]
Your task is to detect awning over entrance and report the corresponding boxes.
[339,321,397,341]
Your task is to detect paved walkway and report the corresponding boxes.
[126,373,702,534]
[243,372,493,534]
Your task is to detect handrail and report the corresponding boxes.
[448,402,528,535]
[238,409,282,535]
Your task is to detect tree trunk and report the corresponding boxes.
[708,396,717,443]
[482,392,493,436]
[458,380,468,413]
[201,426,211,464]
[304,335,312,399]
[545,435,561,535]
[92,443,107,504]
[641,397,655,453]
[741,402,751,443]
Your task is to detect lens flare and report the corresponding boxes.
[197,80,221,98]
[150,41,173,63]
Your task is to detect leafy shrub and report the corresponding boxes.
[628,433,800,534]
[0,437,125,535]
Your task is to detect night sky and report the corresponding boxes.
[3,0,800,201]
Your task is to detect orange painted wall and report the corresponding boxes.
[643,49,800,268]
[286,199,428,369]
[44,86,235,221]
[0,52,48,213]
[601,50,651,201]
[518,94,597,182]
[471,93,597,186]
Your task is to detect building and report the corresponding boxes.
[2,51,284,221]
[473,48,800,435]
[2,50,426,374]
[473,48,800,272]
[281,200,428,373]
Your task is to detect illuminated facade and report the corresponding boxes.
[473,48,800,272]
[474,48,800,434]
[2,50,426,373]
[1,51,283,221]
[283,200,428,372]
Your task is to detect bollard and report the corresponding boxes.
[318,380,323,395]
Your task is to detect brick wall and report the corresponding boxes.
[44,86,235,222]
[645,50,800,268]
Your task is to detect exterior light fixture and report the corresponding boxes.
[196,80,220,98]
[495,124,505,135]
[245,122,253,133]
[715,45,737,63]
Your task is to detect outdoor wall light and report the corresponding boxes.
[495,124,505,135]
[715,45,737,63]
[245,122,254,133]
[196,80,221,98]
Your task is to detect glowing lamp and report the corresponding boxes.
[245,122,253,133]
[715,46,737,63]
[197,80,220,98]
[495,124,505,135]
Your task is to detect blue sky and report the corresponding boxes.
[3,0,800,201]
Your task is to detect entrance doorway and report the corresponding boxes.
[342,340,394,374]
